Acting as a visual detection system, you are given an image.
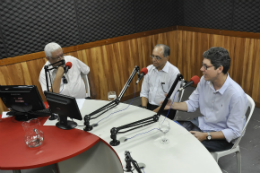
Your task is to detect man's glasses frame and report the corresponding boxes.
[202,64,214,70]
[51,53,64,61]
[150,55,162,60]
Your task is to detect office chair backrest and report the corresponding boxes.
[81,73,91,98]
[232,94,255,149]
[178,79,186,102]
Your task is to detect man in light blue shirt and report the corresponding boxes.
[165,47,247,151]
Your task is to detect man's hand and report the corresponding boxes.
[56,66,65,77]
[159,99,172,110]
[190,131,207,141]
[52,66,64,93]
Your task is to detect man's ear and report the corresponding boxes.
[218,65,224,73]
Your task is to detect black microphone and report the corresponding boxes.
[136,67,148,84]
[125,151,142,173]
[64,62,72,73]
[178,75,200,91]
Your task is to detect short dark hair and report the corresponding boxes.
[155,44,170,57]
[202,47,231,74]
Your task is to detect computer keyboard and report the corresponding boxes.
[31,109,51,116]
[6,109,51,121]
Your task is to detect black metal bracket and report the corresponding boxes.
[83,66,140,132]
[109,74,183,146]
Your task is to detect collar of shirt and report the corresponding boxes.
[207,74,231,95]
[151,61,170,73]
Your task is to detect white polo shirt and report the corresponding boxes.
[39,56,90,98]
[140,61,180,106]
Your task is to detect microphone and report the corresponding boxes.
[125,151,143,173]
[64,62,72,73]
[136,67,148,84]
[178,75,200,91]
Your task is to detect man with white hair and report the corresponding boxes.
[39,42,96,99]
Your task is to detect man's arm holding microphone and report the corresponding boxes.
[153,75,225,141]
[155,100,225,141]
[152,75,200,113]
[152,97,188,113]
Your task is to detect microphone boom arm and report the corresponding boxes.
[118,66,140,101]
[43,59,65,120]
[83,66,140,131]
[109,74,183,146]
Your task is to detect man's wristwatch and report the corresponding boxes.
[206,132,212,140]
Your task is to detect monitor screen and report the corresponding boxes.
[44,91,82,130]
[0,85,46,121]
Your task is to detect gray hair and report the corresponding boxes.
[203,47,231,74]
[154,44,170,57]
[44,42,62,58]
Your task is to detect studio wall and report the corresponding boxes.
[1,27,260,112]
[1,0,260,112]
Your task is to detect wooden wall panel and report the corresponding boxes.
[252,40,260,102]
[27,58,48,102]
[180,30,260,106]
[1,29,260,113]
[166,30,183,73]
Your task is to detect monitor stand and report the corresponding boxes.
[56,115,77,130]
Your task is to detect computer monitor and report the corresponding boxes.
[0,85,46,121]
[44,91,82,130]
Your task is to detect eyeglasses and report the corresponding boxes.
[202,64,213,70]
[52,53,64,61]
[150,55,162,60]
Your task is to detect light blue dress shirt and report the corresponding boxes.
[185,75,247,143]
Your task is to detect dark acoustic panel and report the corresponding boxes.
[0,29,7,59]
[134,0,178,33]
[0,0,80,57]
[180,0,233,30]
[233,0,260,32]
[76,0,135,43]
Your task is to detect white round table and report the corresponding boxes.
[44,99,222,173]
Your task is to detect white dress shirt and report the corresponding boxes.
[39,56,90,98]
[140,61,180,106]
[185,75,247,143]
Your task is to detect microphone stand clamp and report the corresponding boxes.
[110,127,120,146]
[83,115,93,131]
